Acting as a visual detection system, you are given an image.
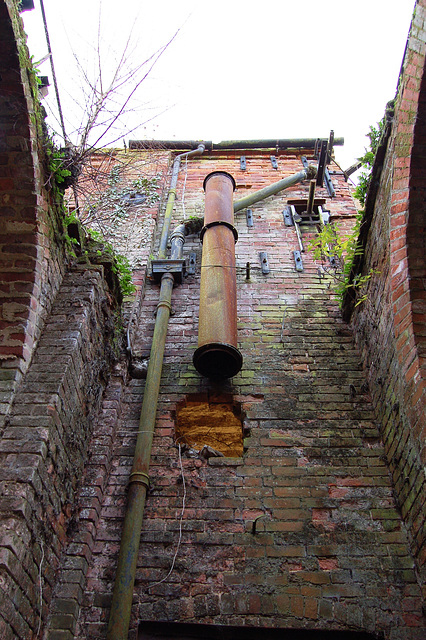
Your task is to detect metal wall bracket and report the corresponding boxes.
[324,168,335,197]
[259,252,270,274]
[293,250,304,272]
[240,156,246,170]
[290,205,304,253]
[187,252,197,275]
[283,206,294,226]
[19,0,35,11]
[151,259,185,283]
[327,130,334,164]
[316,140,328,186]
[121,192,146,205]
[301,156,309,169]
[246,209,254,227]
[270,155,278,169]
[318,206,330,225]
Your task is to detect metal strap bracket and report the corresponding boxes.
[283,206,294,226]
[200,220,238,243]
[187,252,196,275]
[316,140,328,186]
[259,252,270,274]
[324,168,335,197]
[294,250,304,272]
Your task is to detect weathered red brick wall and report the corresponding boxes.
[1,1,425,638]
[0,0,66,429]
[349,0,426,583]
[46,148,424,639]
[0,265,121,639]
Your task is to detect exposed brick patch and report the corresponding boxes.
[175,396,244,457]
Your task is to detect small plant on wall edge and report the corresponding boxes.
[308,113,389,308]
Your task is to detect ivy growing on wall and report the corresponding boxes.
[83,165,160,224]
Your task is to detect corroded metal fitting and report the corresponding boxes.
[128,471,150,490]
[306,164,317,179]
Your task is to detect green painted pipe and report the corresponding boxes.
[233,166,317,213]
[106,271,174,640]
[106,145,205,640]
[158,144,205,258]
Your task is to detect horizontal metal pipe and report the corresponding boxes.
[129,138,344,151]
[215,138,344,150]
[233,165,317,213]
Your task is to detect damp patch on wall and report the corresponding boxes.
[175,396,244,458]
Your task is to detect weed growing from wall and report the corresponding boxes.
[86,229,135,297]
[45,143,72,189]
[353,117,386,207]
[308,214,379,307]
[308,115,388,308]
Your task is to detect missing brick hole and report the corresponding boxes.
[174,395,245,458]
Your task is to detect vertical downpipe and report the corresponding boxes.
[106,145,205,640]
[193,171,243,378]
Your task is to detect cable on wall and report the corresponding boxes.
[147,443,187,592]
[181,154,189,220]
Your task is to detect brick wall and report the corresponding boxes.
[1,1,425,637]
[47,149,424,639]
[0,265,122,639]
[0,0,67,429]
[349,0,426,584]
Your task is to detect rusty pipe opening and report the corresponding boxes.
[193,172,243,379]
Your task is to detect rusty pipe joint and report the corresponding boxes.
[193,172,242,378]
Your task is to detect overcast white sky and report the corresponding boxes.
[22,0,415,171]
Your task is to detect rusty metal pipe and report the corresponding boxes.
[193,172,242,378]
[129,138,344,151]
